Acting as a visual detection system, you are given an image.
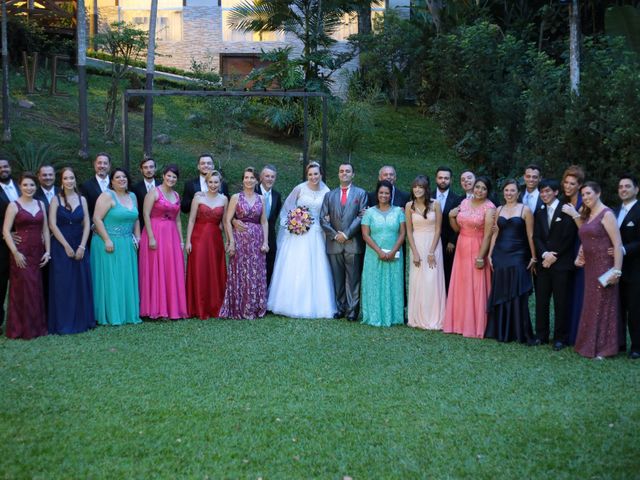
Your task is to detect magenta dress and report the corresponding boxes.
[138,189,188,319]
[443,199,494,338]
[575,208,620,358]
[6,201,47,339]
[219,193,267,319]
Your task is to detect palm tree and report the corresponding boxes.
[227,0,356,87]
[77,0,89,157]
[143,0,158,157]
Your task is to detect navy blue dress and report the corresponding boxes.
[48,198,96,334]
[485,212,534,342]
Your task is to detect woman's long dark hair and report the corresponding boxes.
[410,175,431,218]
[58,167,80,211]
[579,181,601,221]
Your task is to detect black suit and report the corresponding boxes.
[518,189,544,213]
[432,189,462,292]
[533,201,578,344]
[79,177,105,222]
[180,177,229,215]
[254,185,282,285]
[368,186,410,209]
[132,179,161,226]
[33,185,59,312]
[615,201,640,353]
[34,186,60,212]
[0,180,20,325]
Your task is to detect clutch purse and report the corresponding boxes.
[381,248,400,259]
[597,268,616,287]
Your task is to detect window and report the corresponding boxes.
[124,10,183,41]
[221,0,283,42]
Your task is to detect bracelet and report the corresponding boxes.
[427,252,435,257]
[530,258,537,263]
[572,214,580,219]
[475,257,484,262]
[78,246,86,251]
[612,269,622,275]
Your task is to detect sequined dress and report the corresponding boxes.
[219,192,267,319]
[575,208,619,358]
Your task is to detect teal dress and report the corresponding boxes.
[361,206,405,327]
[90,190,141,325]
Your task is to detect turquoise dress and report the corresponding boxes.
[90,190,141,325]
[361,206,405,327]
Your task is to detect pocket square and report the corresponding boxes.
[555,217,562,222]
[627,221,635,227]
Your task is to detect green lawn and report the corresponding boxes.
[1,318,638,478]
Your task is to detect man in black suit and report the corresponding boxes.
[80,152,112,222]
[368,165,409,208]
[518,164,544,214]
[34,164,59,210]
[132,157,161,226]
[180,153,229,214]
[0,158,20,326]
[431,166,462,292]
[533,179,579,350]
[615,174,640,359]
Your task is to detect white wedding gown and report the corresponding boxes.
[267,183,336,318]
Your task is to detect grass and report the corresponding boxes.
[1,318,638,478]
[4,70,461,196]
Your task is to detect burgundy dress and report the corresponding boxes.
[575,208,619,358]
[186,204,227,319]
[219,193,267,319]
[6,201,47,339]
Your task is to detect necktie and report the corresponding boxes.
[548,206,554,227]
[618,206,627,227]
[438,192,445,205]
[146,182,153,193]
[4,183,18,201]
[264,191,271,217]
[100,179,108,192]
[46,189,53,203]
[340,187,348,207]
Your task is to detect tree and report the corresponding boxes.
[77,0,89,157]
[569,0,581,95]
[96,22,147,139]
[1,0,10,142]
[143,0,158,157]
[226,0,356,89]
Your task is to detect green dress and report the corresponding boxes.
[90,190,141,325]
[361,206,405,327]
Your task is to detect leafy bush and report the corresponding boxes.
[9,142,62,173]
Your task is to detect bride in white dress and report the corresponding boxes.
[267,162,336,318]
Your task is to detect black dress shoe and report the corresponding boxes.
[553,341,566,351]
[333,311,345,319]
[629,351,640,360]
[346,314,358,322]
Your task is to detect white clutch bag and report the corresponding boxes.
[597,268,616,287]
[381,248,400,259]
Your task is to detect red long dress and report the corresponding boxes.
[186,204,227,319]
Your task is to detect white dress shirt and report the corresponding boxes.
[96,175,109,192]
[144,180,156,193]
[2,181,19,202]
[436,189,449,206]
[199,175,207,193]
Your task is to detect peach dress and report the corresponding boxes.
[443,199,494,338]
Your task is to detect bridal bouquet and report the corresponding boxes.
[286,206,314,235]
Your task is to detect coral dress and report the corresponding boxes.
[575,209,620,358]
[219,193,267,319]
[407,208,446,329]
[443,199,494,338]
[186,204,227,319]
[139,189,188,319]
[6,201,47,339]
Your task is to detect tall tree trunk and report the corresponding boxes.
[357,1,371,36]
[77,0,89,158]
[91,0,98,50]
[426,0,443,34]
[569,0,581,95]
[143,0,158,157]
[1,0,10,142]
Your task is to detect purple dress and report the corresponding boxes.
[219,192,267,319]
[575,208,619,358]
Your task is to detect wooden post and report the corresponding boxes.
[22,52,38,94]
[569,0,580,95]
[122,92,130,171]
[1,0,10,141]
[321,95,327,174]
[303,95,309,181]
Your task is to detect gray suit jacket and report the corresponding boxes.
[320,185,368,254]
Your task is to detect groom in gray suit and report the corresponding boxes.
[320,163,369,321]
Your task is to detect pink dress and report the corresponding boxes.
[139,189,188,319]
[407,208,446,329]
[443,199,494,338]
